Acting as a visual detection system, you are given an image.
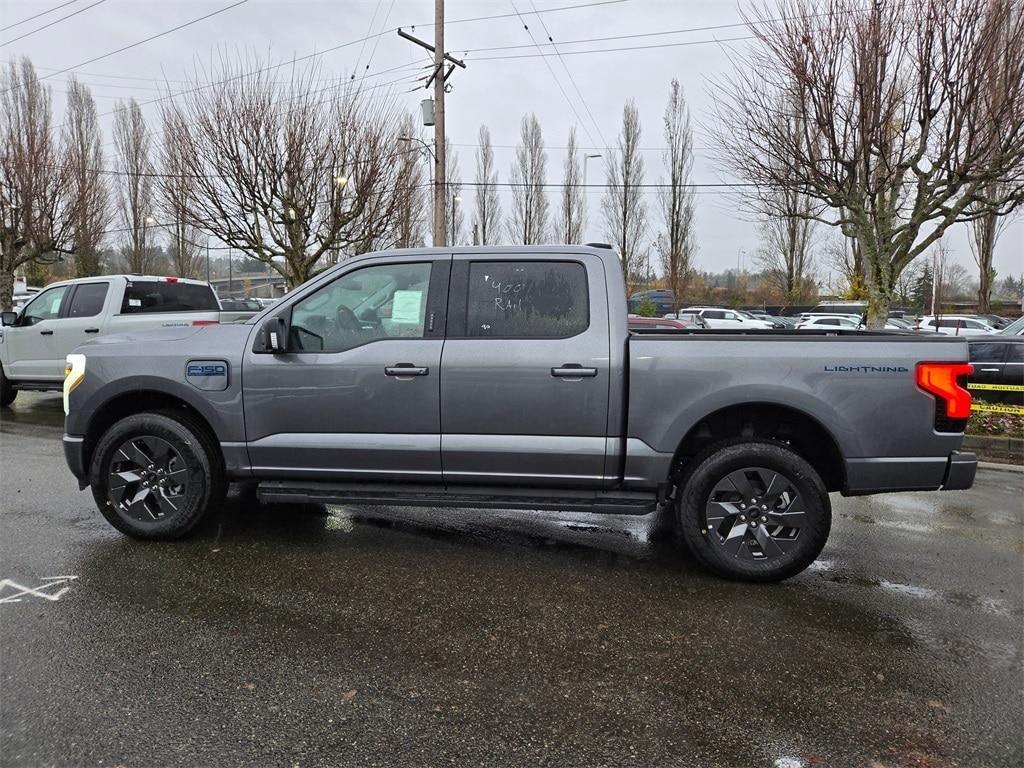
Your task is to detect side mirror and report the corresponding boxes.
[259,315,288,354]
[0,311,17,326]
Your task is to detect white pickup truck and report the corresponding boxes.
[0,275,244,406]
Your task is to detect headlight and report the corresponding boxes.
[63,354,86,415]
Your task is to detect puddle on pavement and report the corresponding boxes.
[815,571,1016,618]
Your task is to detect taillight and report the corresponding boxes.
[916,362,973,419]
[191,320,219,326]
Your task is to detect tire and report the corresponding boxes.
[0,366,16,408]
[89,410,225,540]
[676,439,831,582]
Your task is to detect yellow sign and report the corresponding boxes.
[971,402,1024,415]
[968,382,1024,392]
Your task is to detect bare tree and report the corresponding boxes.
[755,196,816,305]
[969,181,1012,313]
[159,106,203,278]
[63,77,109,278]
[113,98,157,274]
[508,113,549,244]
[656,80,696,313]
[713,0,1024,326]
[473,124,501,245]
[164,56,406,288]
[558,127,585,244]
[602,100,647,295]
[393,114,427,249]
[445,137,464,246]
[0,57,73,309]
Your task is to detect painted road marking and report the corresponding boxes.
[0,576,78,604]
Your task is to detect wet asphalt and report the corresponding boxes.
[1,393,1022,768]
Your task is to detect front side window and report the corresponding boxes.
[465,261,588,338]
[68,282,109,318]
[289,262,431,353]
[20,285,69,326]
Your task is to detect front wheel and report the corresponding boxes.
[0,366,16,407]
[677,439,831,582]
[89,410,225,540]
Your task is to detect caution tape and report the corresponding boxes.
[967,382,1024,392]
[971,402,1024,415]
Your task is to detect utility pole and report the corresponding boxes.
[398,8,466,248]
[433,0,445,247]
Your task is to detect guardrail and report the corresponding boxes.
[967,382,1024,415]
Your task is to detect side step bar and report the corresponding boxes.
[256,481,659,516]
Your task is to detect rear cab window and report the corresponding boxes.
[465,261,588,338]
[120,280,219,314]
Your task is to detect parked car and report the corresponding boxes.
[628,289,676,316]
[62,245,976,583]
[679,306,775,330]
[0,275,230,406]
[918,315,999,336]
[628,316,691,331]
[662,311,709,329]
[741,309,788,329]
[220,297,263,312]
[967,337,1024,407]
[975,313,1012,330]
[795,315,861,330]
[999,316,1024,336]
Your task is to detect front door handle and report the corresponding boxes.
[385,364,429,377]
[39,329,53,336]
[84,327,100,334]
[978,367,1000,373]
[551,364,598,378]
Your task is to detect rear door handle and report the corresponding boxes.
[978,367,1000,373]
[551,364,598,378]
[84,328,100,334]
[39,329,53,336]
[385,364,429,377]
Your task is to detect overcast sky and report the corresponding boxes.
[3,0,1021,283]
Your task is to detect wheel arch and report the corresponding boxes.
[82,389,223,480]
[669,401,846,493]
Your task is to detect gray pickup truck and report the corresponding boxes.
[60,245,977,581]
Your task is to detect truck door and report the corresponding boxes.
[440,253,610,487]
[242,255,450,481]
[58,280,112,356]
[3,284,72,380]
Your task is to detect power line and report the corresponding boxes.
[468,34,753,61]
[525,0,607,148]
[507,0,600,149]
[0,0,82,33]
[412,0,632,29]
[0,0,107,48]
[36,0,251,83]
[356,0,399,85]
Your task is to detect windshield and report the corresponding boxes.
[888,317,913,329]
[999,316,1024,335]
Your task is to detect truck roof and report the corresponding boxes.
[43,274,212,289]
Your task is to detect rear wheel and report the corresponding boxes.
[0,366,16,407]
[676,439,831,582]
[89,410,225,539]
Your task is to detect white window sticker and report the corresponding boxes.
[390,290,423,323]
[128,298,142,307]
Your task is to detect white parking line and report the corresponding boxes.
[0,576,78,604]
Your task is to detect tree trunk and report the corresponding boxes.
[0,270,15,313]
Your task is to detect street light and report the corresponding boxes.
[335,174,348,188]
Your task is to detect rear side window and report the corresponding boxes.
[970,342,1004,363]
[68,282,109,318]
[702,310,725,320]
[120,281,219,314]
[466,261,588,338]
[1007,344,1024,363]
